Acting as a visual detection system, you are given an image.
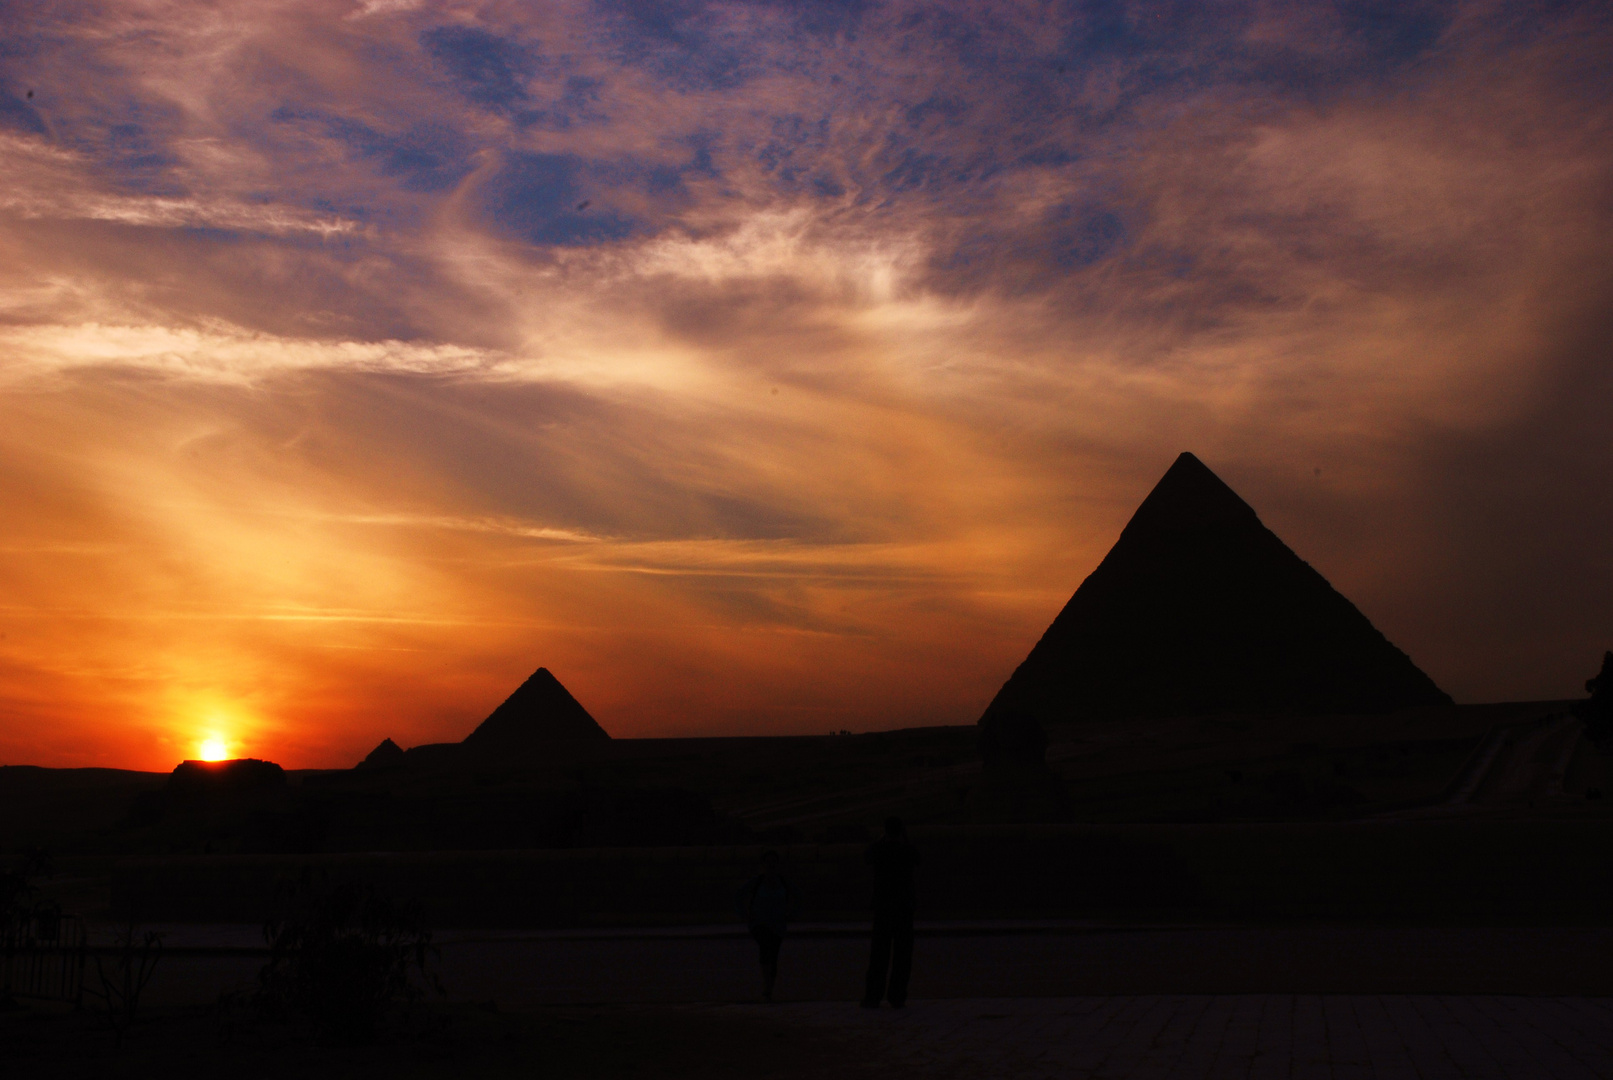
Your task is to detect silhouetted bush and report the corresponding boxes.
[2,849,56,1009]
[255,871,441,1043]
[86,922,162,1045]
[0,848,52,929]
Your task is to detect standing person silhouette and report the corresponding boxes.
[736,850,798,1002]
[862,816,920,1008]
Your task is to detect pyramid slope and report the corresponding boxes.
[462,667,611,752]
[983,453,1450,724]
[356,737,404,770]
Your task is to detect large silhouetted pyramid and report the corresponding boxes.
[982,453,1450,724]
[461,667,611,754]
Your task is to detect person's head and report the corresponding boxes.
[884,816,905,839]
[761,849,780,874]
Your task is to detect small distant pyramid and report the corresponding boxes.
[461,667,611,754]
[983,453,1450,724]
[356,737,405,770]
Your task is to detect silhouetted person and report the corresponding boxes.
[862,816,919,1008]
[735,850,798,1002]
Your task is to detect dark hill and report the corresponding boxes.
[983,452,1451,724]
[167,758,286,799]
[461,667,611,756]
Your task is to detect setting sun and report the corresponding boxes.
[199,738,229,762]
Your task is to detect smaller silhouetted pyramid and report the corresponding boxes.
[461,667,611,755]
[356,737,405,770]
[983,453,1451,724]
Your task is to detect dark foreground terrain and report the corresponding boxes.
[12,918,1613,1077]
[1,1000,868,1080]
[8,702,1613,1076]
[92,923,1613,1006]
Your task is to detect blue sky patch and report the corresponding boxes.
[272,107,477,194]
[481,152,640,246]
[0,82,46,135]
[604,0,756,91]
[420,25,538,112]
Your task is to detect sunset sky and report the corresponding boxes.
[2,1,1609,771]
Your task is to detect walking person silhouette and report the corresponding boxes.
[736,850,799,1002]
[862,816,920,1008]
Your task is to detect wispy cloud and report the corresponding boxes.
[0,322,498,383]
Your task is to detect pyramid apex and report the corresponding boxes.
[1125,452,1259,535]
[982,453,1450,722]
[1163,451,1219,480]
[462,666,611,753]
[356,737,405,770]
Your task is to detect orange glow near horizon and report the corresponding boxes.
[1,3,1610,771]
[198,738,229,763]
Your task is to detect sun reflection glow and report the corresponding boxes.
[199,737,229,762]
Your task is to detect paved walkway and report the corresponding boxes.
[724,995,1613,1079]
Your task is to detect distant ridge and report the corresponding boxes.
[983,453,1451,724]
[461,667,611,754]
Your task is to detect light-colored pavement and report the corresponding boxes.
[728,995,1613,1079]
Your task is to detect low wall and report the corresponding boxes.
[110,820,1613,927]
